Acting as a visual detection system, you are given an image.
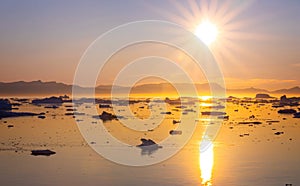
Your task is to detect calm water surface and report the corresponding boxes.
[0,97,299,185]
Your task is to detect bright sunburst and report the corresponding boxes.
[195,20,218,45]
[152,0,267,74]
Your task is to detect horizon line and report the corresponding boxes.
[0,79,300,92]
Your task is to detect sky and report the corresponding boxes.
[0,0,300,90]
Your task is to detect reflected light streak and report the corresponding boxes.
[199,141,214,186]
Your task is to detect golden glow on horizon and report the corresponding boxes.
[200,95,212,101]
[199,142,214,186]
[195,20,218,45]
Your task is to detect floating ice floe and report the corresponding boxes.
[32,96,63,104]
[278,109,297,114]
[93,111,117,122]
[0,99,12,110]
[201,111,226,116]
[0,111,43,119]
[238,121,262,125]
[169,130,182,135]
[294,112,300,118]
[31,149,56,156]
[136,138,162,155]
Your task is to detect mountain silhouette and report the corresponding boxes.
[0,80,299,96]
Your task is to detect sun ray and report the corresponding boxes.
[213,0,234,22]
[198,0,210,19]
[225,30,277,41]
[219,1,254,26]
[213,38,237,65]
[144,2,192,28]
[207,0,219,19]
[187,0,202,18]
[221,37,260,60]
[223,17,267,32]
[171,0,197,21]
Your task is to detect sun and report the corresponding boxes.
[195,20,218,46]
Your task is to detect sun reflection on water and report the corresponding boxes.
[199,141,214,186]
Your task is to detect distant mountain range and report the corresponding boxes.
[0,80,299,97]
